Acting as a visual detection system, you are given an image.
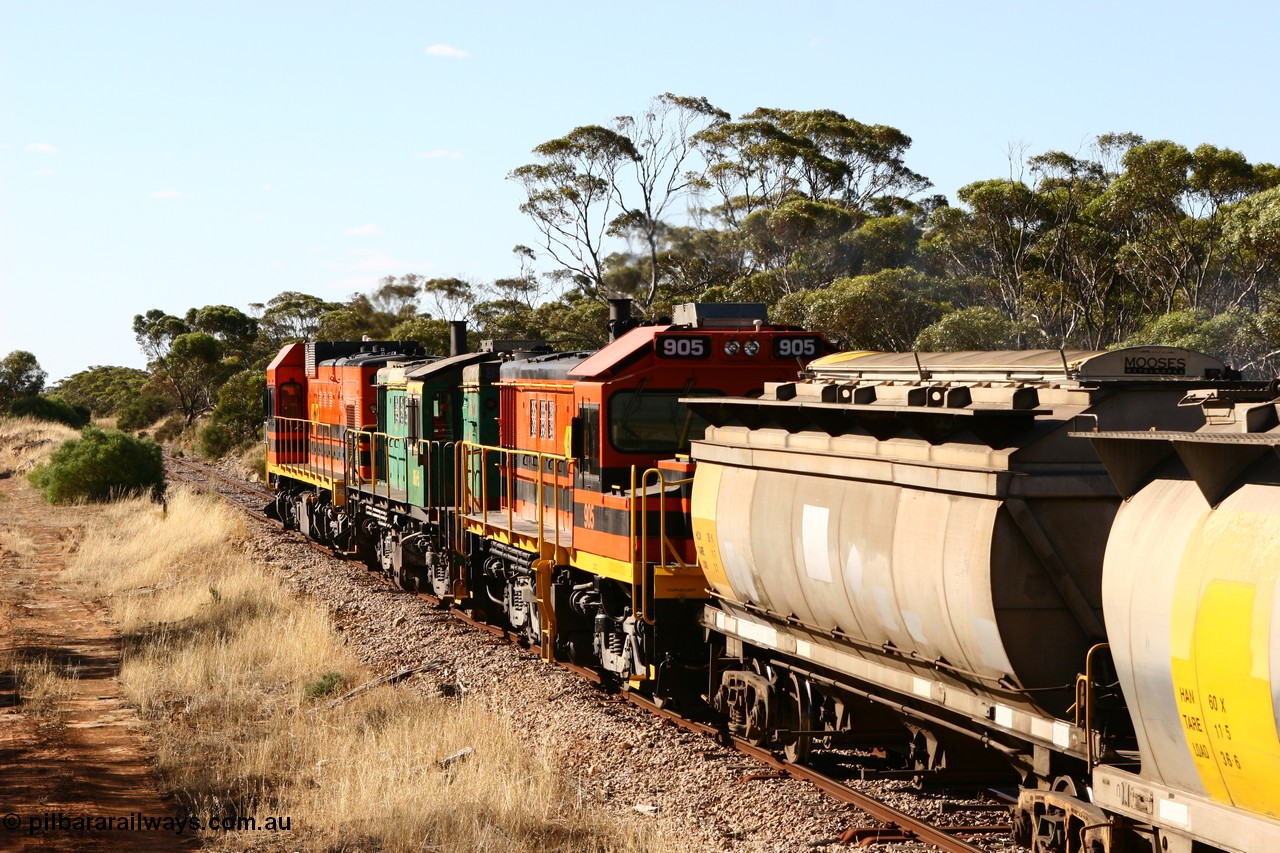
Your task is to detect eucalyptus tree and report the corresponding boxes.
[132,309,191,365]
[694,108,928,220]
[184,305,259,352]
[251,291,343,347]
[0,350,46,410]
[510,93,728,307]
[53,366,151,417]
[773,268,945,351]
[1223,185,1280,310]
[692,108,930,298]
[163,332,232,424]
[1096,139,1274,313]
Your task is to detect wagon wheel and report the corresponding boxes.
[781,672,814,764]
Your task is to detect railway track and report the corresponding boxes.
[163,454,1017,852]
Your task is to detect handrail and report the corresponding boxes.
[267,415,344,487]
[635,467,695,626]
[344,427,412,500]
[454,440,574,561]
[1074,642,1110,767]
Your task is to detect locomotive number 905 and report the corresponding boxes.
[773,336,820,359]
[656,335,711,359]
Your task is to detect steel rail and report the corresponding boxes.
[166,455,275,501]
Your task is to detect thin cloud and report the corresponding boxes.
[425,43,470,59]
[150,190,183,200]
[34,169,54,177]
[420,149,462,160]
[345,223,378,236]
[346,248,404,272]
[28,143,56,154]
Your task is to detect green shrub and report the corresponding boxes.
[118,391,178,431]
[9,395,91,428]
[199,422,235,459]
[27,426,165,504]
[304,670,346,699]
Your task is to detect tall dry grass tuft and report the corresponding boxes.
[234,441,266,482]
[0,648,79,719]
[0,416,79,474]
[69,487,659,852]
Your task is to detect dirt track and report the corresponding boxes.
[0,475,198,852]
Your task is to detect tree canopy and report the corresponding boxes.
[0,351,47,411]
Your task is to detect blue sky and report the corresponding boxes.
[4,1,1279,382]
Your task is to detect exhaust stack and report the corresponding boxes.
[607,298,634,341]
[449,321,468,357]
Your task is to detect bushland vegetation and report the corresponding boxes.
[8,395,90,429]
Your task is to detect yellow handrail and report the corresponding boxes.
[268,416,344,488]
[344,427,409,500]
[635,467,694,626]
[454,440,574,561]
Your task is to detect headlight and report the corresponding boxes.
[743,339,761,356]
[723,340,741,356]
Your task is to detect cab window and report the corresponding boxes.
[279,381,304,419]
[607,390,717,454]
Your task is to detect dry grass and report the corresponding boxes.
[0,522,36,564]
[235,441,266,482]
[68,488,658,852]
[0,648,79,720]
[0,416,79,473]
[0,417,82,721]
